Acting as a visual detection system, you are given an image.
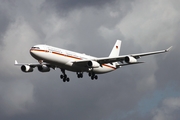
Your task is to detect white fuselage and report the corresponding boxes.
[30,45,116,74]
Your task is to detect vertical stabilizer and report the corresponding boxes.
[109,40,121,57]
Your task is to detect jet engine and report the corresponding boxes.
[21,65,33,72]
[38,65,50,72]
[124,56,137,63]
[87,61,100,68]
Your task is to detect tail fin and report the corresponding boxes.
[109,40,121,57]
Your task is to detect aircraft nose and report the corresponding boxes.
[29,46,43,60]
[30,47,39,58]
[30,46,40,56]
[30,48,35,56]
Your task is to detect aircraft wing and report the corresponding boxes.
[14,60,54,68]
[73,46,172,66]
[97,46,172,64]
[15,60,38,66]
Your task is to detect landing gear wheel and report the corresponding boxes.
[64,74,67,79]
[60,75,64,79]
[77,72,83,78]
[63,78,66,82]
[95,75,98,80]
[88,72,91,77]
[90,73,98,80]
[66,78,70,82]
[77,74,81,78]
[80,74,83,78]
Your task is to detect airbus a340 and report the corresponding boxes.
[15,40,172,82]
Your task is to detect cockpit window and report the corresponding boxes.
[31,47,40,49]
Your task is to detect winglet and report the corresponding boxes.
[165,46,173,52]
[15,60,18,65]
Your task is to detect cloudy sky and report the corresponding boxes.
[0,0,180,120]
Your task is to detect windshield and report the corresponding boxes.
[31,47,40,49]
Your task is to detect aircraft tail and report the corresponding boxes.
[109,40,121,57]
[109,40,121,68]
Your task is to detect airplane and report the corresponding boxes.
[15,40,172,82]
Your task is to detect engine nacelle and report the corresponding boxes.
[124,56,137,63]
[21,65,33,72]
[87,61,100,68]
[38,65,50,72]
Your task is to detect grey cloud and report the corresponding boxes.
[152,97,180,120]
[0,6,12,46]
[0,11,10,38]
[45,0,117,12]
[0,79,34,118]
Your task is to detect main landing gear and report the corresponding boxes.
[89,72,98,80]
[60,69,70,82]
[77,72,83,78]
[59,69,98,82]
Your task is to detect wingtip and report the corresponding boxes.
[165,46,173,52]
[117,39,122,42]
[14,60,18,65]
